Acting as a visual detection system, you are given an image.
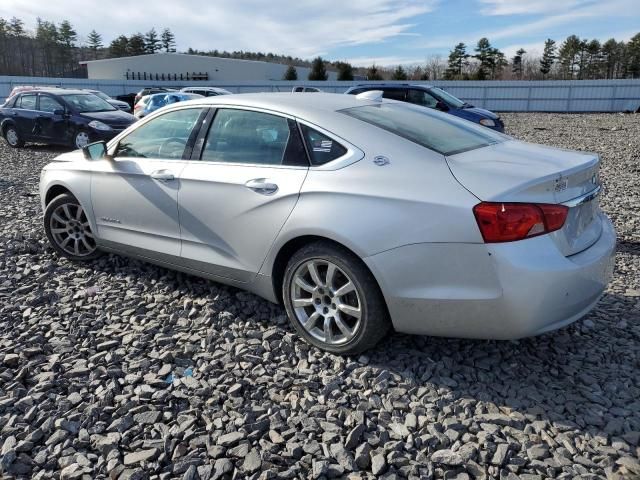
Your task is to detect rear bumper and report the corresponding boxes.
[364,213,616,339]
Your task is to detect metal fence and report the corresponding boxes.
[1,76,639,112]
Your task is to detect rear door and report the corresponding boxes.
[178,107,309,282]
[13,94,39,140]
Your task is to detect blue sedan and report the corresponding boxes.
[140,92,203,118]
[345,84,504,132]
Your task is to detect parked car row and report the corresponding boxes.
[37,91,614,354]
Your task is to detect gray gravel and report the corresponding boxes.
[0,113,639,479]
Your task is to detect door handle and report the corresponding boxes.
[245,178,278,195]
[151,170,175,182]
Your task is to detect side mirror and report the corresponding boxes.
[82,141,108,160]
[53,109,67,117]
[436,101,449,111]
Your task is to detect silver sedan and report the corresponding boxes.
[39,92,616,354]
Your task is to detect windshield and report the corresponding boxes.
[340,103,504,155]
[92,91,111,101]
[428,87,466,108]
[62,94,116,112]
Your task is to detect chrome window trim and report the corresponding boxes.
[562,185,601,208]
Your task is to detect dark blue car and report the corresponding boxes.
[0,88,136,149]
[345,84,504,132]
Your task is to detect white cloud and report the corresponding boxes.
[420,0,639,50]
[0,0,437,58]
[478,0,593,16]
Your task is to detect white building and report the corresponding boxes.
[80,53,337,81]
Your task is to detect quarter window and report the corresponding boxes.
[201,109,306,166]
[300,124,347,165]
[115,108,204,160]
[18,94,37,110]
[39,95,64,113]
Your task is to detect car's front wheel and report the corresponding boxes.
[74,130,90,149]
[44,193,101,261]
[3,125,24,148]
[283,241,390,355]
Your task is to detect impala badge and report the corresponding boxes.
[101,217,121,224]
[373,155,390,166]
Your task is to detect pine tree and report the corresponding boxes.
[445,43,468,79]
[58,20,76,47]
[628,32,640,78]
[128,33,146,56]
[161,28,176,52]
[391,65,408,80]
[336,61,354,81]
[308,56,328,80]
[109,35,129,57]
[144,28,160,53]
[283,64,298,80]
[87,30,103,52]
[512,48,526,79]
[7,17,24,36]
[366,64,383,80]
[540,39,556,78]
[559,35,581,78]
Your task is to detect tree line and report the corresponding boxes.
[0,15,638,82]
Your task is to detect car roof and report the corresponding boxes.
[172,92,392,126]
[348,83,434,90]
[15,88,94,96]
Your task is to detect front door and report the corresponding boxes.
[178,107,309,282]
[37,94,71,144]
[90,107,206,259]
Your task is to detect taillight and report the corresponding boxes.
[473,202,568,243]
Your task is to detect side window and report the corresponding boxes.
[39,95,64,113]
[18,94,37,110]
[115,108,204,160]
[407,89,438,108]
[382,89,407,101]
[201,109,303,166]
[300,124,347,165]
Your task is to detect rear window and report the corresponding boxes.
[340,103,504,156]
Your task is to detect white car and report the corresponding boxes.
[180,87,232,97]
[39,92,615,354]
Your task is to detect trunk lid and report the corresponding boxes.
[447,139,603,256]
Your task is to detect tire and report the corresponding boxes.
[73,130,90,149]
[44,193,102,261]
[283,241,390,355]
[3,125,24,148]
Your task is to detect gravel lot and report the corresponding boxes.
[0,113,639,480]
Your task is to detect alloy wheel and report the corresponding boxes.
[6,128,19,146]
[290,259,362,345]
[49,202,97,257]
[75,131,90,149]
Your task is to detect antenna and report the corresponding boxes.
[355,90,383,102]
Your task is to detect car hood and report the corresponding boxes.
[460,106,498,119]
[79,110,135,125]
[108,99,130,108]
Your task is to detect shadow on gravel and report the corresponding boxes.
[21,144,72,153]
[617,240,640,256]
[64,253,640,444]
[363,291,639,440]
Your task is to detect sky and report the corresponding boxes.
[0,0,638,67]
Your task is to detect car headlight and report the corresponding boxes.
[479,118,496,127]
[88,120,112,131]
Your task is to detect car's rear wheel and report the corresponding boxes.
[44,193,101,261]
[283,241,389,355]
[74,130,90,149]
[3,125,24,148]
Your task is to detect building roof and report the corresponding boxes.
[79,52,299,68]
